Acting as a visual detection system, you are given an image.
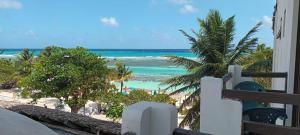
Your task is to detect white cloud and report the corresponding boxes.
[180,4,198,13]
[263,16,272,26]
[169,0,192,5]
[0,0,22,10]
[251,16,273,27]
[25,30,38,39]
[100,17,119,27]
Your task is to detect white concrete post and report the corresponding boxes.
[226,65,253,89]
[121,101,177,135]
[200,77,243,135]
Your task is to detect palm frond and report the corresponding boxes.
[180,30,197,43]
[169,83,200,95]
[245,60,272,72]
[163,64,213,89]
[179,100,200,130]
[162,73,202,88]
[227,22,262,65]
[178,88,200,110]
[165,56,201,71]
[222,16,235,55]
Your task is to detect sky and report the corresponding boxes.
[0,0,275,49]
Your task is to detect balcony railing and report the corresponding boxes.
[222,72,300,135]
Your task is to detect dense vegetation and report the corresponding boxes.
[104,90,176,121]
[19,47,111,113]
[164,10,268,129]
[0,46,175,119]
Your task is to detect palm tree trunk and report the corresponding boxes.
[120,81,123,92]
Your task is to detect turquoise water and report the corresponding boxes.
[1,49,196,90]
[1,49,196,58]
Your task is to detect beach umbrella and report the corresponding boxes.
[124,87,129,92]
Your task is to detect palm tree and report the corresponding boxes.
[40,46,53,58]
[241,43,273,88]
[163,10,262,129]
[17,48,34,76]
[242,43,273,72]
[17,48,34,63]
[115,63,132,92]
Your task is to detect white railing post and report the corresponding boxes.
[121,101,177,135]
[200,77,243,135]
[226,65,253,89]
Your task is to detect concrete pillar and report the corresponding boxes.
[121,101,177,135]
[226,65,253,89]
[200,77,243,135]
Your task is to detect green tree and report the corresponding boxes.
[19,46,111,113]
[40,46,53,58]
[125,90,151,105]
[17,48,34,62]
[104,92,125,122]
[242,43,272,72]
[0,59,17,84]
[241,43,273,88]
[152,93,176,104]
[104,90,176,121]
[115,63,132,92]
[17,48,34,76]
[163,10,262,129]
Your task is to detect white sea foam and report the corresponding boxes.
[0,55,17,59]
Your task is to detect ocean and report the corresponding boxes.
[0,49,196,91]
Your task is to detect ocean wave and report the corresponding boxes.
[0,54,197,60]
[0,55,17,58]
[0,54,198,62]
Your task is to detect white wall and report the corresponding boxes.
[272,0,299,126]
[200,76,243,135]
[121,101,177,135]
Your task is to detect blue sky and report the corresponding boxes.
[0,0,275,49]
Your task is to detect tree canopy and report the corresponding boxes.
[19,46,111,113]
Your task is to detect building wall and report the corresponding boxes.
[272,0,299,126]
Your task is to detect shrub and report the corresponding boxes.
[19,46,111,113]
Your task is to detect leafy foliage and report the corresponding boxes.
[242,43,273,72]
[19,46,111,113]
[152,93,176,104]
[16,48,35,77]
[0,59,18,84]
[103,90,176,121]
[241,44,273,88]
[163,10,262,129]
[125,90,151,105]
[105,92,125,121]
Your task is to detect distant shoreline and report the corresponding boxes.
[1,48,192,51]
[0,49,192,90]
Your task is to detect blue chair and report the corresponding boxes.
[234,81,287,124]
[234,81,266,111]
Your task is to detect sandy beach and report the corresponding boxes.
[0,89,186,125]
[0,89,112,122]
